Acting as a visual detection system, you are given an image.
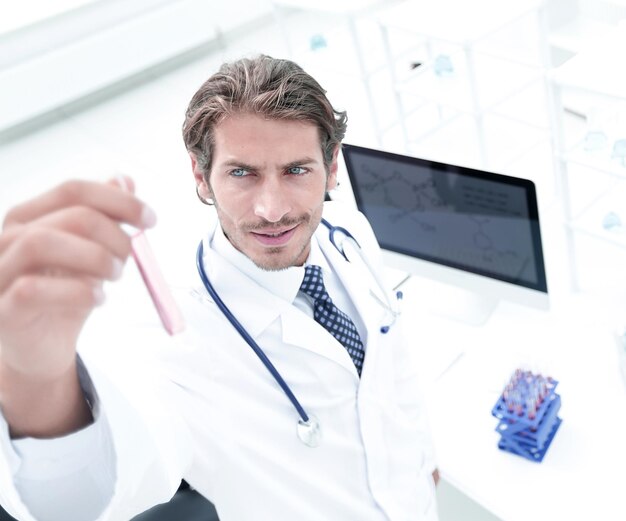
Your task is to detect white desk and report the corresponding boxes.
[401,271,626,520]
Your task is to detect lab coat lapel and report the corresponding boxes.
[314,224,387,365]
[201,236,360,371]
[202,241,283,338]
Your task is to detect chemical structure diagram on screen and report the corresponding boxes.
[467,214,521,273]
[359,164,445,232]
[359,162,523,275]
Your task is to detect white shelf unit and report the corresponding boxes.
[549,24,626,289]
[271,0,392,147]
[376,0,553,178]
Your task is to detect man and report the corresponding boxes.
[0,55,438,520]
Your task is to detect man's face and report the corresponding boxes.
[193,113,337,271]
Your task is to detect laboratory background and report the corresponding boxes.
[1,0,626,520]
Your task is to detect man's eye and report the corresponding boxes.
[230,168,249,177]
[287,166,307,175]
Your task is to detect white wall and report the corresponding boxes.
[0,0,271,133]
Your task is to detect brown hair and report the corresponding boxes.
[182,55,347,180]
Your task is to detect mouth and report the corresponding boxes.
[250,225,299,246]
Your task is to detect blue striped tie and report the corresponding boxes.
[300,265,365,376]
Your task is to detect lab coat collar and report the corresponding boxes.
[201,223,292,340]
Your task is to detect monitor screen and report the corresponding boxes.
[341,144,548,293]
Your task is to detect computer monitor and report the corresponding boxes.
[341,144,549,324]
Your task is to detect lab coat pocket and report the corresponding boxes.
[381,403,435,516]
[416,466,438,519]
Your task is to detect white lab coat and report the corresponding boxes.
[0,202,437,521]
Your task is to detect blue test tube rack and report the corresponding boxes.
[491,369,562,463]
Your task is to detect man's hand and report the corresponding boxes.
[0,178,155,437]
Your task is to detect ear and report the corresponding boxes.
[190,152,203,184]
[190,152,212,199]
[326,145,340,192]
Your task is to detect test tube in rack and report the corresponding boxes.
[491,369,562,463]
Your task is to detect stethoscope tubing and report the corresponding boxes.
[196,241,310,423]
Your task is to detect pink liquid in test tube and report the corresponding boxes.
[131,231,185,335]
[118,176,185,335]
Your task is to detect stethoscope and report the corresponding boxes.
[195,218,402,447]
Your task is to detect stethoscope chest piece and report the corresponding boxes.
[297,415,322,448]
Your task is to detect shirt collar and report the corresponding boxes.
[210,225,330,304]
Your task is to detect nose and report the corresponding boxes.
[253,177,292,223]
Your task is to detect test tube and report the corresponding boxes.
[117,176,185,335]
